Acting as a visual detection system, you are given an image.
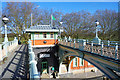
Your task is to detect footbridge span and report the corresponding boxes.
[57,39,120,79]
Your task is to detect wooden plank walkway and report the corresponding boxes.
[0,45,29,80]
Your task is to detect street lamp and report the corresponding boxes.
[59,22,63,39]
[93,20,101,44]
[18,34,21,44]
[2,15,9,43]
[95,20,99,38]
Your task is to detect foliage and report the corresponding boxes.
[2,2,119,42]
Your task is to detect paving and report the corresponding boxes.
[59,70,105,79]
[0,45,29,80]
[40,70,105,80]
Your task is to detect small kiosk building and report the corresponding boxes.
[26,25,63,47]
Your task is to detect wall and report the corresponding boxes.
[31,32,58,46]
[70,57,94,70]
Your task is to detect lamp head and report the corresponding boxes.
[95,20,99,26]
[60,22,63,25]
[2,15,9,24]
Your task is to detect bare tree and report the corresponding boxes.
[94,9,118,40]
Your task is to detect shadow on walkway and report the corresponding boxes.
[1,45,29,80]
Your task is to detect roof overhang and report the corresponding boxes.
[25,29,64,33]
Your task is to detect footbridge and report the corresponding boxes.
[57,39,120,79]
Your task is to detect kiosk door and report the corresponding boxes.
[42,61,47,73]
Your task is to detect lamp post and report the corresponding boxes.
[95,20,99,38]
[59,22,63,39]
[2,15,9,43]
[18,34,21,44]
[93,20,101,44]
[31,5,40,26]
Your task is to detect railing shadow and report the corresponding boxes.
[1,45,29,80]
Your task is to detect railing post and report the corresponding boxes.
[115,43,118,60]
[74,39,75,48]
[101,42,104,56]
[66,38,68,46]
[0,44,3,61]
[91,41,93,53]
[79,39,80,49]
[108,40,110,46]
[86,40,88,44]
[4,42,8,57]
[83,40,86,50]
[70,39,71,47]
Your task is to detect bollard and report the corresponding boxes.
[101,42,104,56]
[115,43,118,60]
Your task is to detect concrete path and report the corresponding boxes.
[0,45,29,80]
[59,70,105,79]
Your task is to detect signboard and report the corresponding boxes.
[39,54,50,58]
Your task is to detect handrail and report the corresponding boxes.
[59,38,119,60]
[0,37,18,61]
[28,39,40,80]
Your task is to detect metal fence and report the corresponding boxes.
[59,38,120,60]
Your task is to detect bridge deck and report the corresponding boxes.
[0,45,29,79]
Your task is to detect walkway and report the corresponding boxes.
[0,45,29,79]
[59,70,104,79]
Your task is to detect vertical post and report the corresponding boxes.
[91,41,93,52]
[66,37,67,46]
[108,40,110,46]
[0,44,3,61]
[51,15,53,27]
[83,40,86,50]
[86,40,88,44]
[4,43,8,57]
[115,43,118,60]
[74,39,75,48]
[79,39,80,49]
[4,24,8,42]
[101,42,103,56]
[70,39,71,47]
[31,13,32,26]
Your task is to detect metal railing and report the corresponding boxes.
[59,38,120,60]
[28,39,40,80]
[0,37,18,61]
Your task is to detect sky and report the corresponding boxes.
[36,2,118,14]
[1,0,120,2]
[1,2,118,14]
